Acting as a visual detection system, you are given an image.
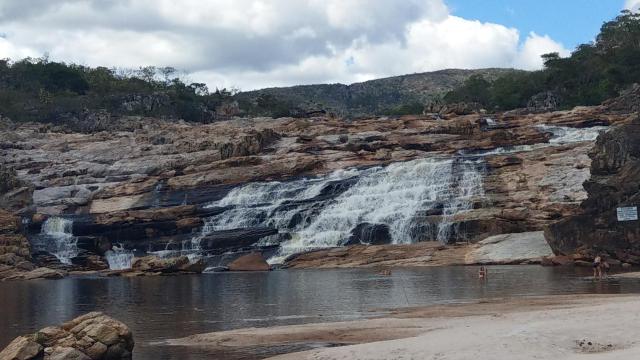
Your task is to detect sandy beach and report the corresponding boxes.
[169,294,640,359]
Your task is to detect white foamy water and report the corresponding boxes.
[198,158,484,264]
[105,245,134,270]
[536,124,608,144]
[189,124,606,264]
[466,125,609,157]
[40,217,78,265]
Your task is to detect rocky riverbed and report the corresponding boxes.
[1,90,638,273]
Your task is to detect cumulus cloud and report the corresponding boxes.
[0,0,569,90]
[625,0,640,12]
[515,32,571,70]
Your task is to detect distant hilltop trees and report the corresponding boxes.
[0,60,237,124]
[2,10,640,124]
[445,10,640,111]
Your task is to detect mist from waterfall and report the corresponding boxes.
[40,217,78,265]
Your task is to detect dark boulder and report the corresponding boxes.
[345,223,391,245]
[199,227,278,253]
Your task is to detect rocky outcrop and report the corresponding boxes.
[602,83,640,113]
[527,91,560,112]
[1,96,634,267]
[546,117,640,263]
[0,209,41,280]
[0,312,134,360]
[128,255,206,274]
[227,252,270,271]
[284,242,466,268]
[345,223,391,245]
[285,233,553,269]
[465,231,553,264]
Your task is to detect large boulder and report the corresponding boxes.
[127,255,206,274]
[527,91,560,112]
[0,336,43,360]
[0,312,133,360]
[545,118,640,263]
[227,252,270,271]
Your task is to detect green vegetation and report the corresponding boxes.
[0,58,234,124]
[380,101,425,116]
[445,10,640,110]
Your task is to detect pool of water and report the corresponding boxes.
[1,265,638,359]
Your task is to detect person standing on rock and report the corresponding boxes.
[593,255,602,280]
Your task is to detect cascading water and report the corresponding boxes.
[461,125,609,157]
[105,245,135,270]
[198,158,485,264]
[535,124,608,144]
[188,124,607,265]
[40,217,78,265]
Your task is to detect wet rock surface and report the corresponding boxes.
[0,99,634,268]
[0,209,64,280]
[0,312,134,360]
[546,117,640,264]
[227,252,271,271]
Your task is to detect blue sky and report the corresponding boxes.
[448,0,626,51]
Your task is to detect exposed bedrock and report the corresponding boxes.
[0,312,134,360]
[546,117,640,263]
[0,102,635,266]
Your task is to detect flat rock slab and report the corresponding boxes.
[466,231,553,264]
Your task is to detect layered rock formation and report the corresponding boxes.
[0,312,134,360]
[0,98,634,269]
[0,209,66,280]
[546,116,640,263]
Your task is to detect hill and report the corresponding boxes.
[235,68,517,117]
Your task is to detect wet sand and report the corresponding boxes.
[169,294,640,359]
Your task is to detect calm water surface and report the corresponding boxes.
[1,265,639,359]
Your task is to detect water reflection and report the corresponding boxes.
[0,266,637,359]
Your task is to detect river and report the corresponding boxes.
[1,265,638,359]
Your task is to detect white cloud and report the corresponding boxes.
[515,32,571,70]
[625,0,640,11]
[0,0,569,90]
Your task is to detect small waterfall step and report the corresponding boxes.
[39,217,79,265]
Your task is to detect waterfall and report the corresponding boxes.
[462,125,609,157]
[198,158,485,264]
[40,217,78,265]
[535,125,608,144]
[105,245,134,270]
[179,123,609,265]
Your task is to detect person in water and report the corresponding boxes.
[593,255,602,279]
[478,266,487,279]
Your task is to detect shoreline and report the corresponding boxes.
[168,294,640,360]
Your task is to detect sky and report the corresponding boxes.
[0,0,636,91]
